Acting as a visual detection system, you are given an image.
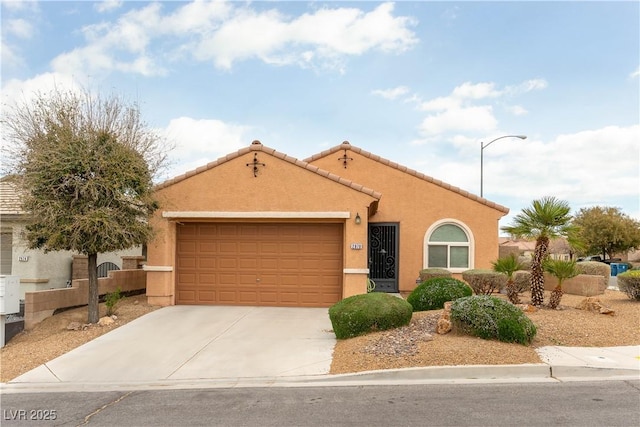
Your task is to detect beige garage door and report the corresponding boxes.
[176,223,343,307]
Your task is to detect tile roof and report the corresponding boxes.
[0,176,24,215]
[155,141,383,200]
[304,141,509,214]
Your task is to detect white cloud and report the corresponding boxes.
[160,117,252,179]
[630,66,640,79]
[95,0,123,13]
[5,18,33,38]
[47,1,417,78]
[452,82,501,100]
[1,41,22,68]
[371,86,410,100]
[418,105,498,136]
[1,72,83,107]
[414,125,639,222]
[506,105,528,116]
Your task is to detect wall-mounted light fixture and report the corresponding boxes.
[355,212,361,225]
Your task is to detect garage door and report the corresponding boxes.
[176,223,343,307]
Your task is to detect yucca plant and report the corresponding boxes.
[492,254,525,304]
[544,259,578,309]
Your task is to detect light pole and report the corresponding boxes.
[480,135,527,197]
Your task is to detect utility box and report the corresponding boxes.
[0,275,20,314]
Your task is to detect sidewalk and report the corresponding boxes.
[2,344,638,393]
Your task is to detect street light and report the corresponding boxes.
[480,135,527,198]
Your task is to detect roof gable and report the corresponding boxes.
[155,141,382,201]
[305,141,509,214]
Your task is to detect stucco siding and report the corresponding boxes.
[147,147,379,305]
[308,147,507,292]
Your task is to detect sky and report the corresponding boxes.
[2,0,639,232]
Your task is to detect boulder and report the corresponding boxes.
[98,316,115,326]
[437,302,452,334]
[576,297,615,316]
[66,321,82,331]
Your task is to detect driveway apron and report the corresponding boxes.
[11,306,336,384]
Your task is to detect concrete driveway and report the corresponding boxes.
[11,306,336,384]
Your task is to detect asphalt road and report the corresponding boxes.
[2,380,639,426]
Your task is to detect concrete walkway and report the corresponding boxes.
[1,305,638,393]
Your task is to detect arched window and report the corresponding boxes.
[424,220,473,272]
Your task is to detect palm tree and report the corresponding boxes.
[544,259,579,309]
[501,196,575,307]
[492,254,525,304]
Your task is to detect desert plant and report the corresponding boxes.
[544,259,579,309]
[575,261,610,277]
[617,270,640,301]
[501,197,575,306]
[492,254,526,304]
[328,293,413,339]
[418,268,452,281]
[461,269,507,295]
[512,271,531,294]
[407,277,472,311]
[450,295,537,345]
[104,287,122,316]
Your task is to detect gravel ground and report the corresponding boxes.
[330,289,640,374]
[1,290,638,382]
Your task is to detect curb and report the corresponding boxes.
[1,364,637,394]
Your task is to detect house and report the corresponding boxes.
[0,176,142,300]
[145,141,509,307]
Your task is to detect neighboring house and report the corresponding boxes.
[0,176,142,300]
[499,238,573,260]
[146,141,509,307]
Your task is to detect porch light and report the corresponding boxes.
[355,213,361,225]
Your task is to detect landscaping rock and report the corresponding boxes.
[98,316,115,326]
[576,297,615,316]
[437,302,452,334]
[66,321,82,331]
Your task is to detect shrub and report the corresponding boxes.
[328,293,413,339]
[461,269,507,295]
[512,270,531,294]
[104,287,122,316]
[407,277,472,311]
[617,270,640,301]
[450,295,537,345]
[418,268,452,282]
[576,261,610,277]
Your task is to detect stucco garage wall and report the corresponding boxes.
[147,144,379,306]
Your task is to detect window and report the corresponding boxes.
[424,221,473,271]
[1,231,12,275]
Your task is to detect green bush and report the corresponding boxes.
[617,270,640,301]
[104,287,122,316]
[407,278,472,311]
[461,269,507,295]
[418,268,452,282]
[512,270,531,293]
[576,261,610,277]
[450,295,537,345]
[328,293,413,339]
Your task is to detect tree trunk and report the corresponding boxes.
[548,285,563,309]
[530,236,549,306]
[87,253,99,324]
[506,279,521,305]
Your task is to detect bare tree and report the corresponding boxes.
[2,89,168,323]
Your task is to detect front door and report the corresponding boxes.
[368,223,399,293]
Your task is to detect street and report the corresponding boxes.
[2,380,639,426]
